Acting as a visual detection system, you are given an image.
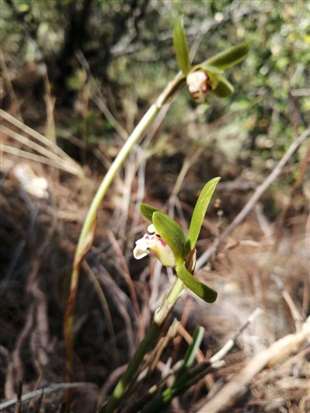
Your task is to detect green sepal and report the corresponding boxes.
[140,203,159,222]
[188,177,220,250]
[212,76,234,97]
[205,42,249,70]
[152,212,186,261]
[195,64,223,75]
[173,17,191,75]
[176,262,217,303]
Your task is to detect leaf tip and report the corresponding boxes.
[211,176,221,185]
[140,203,158,222]
[206,289,218,303]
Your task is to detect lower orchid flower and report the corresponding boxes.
[133,178,221,303]
[133,225,176,267]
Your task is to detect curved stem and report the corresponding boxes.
[64,73,185,378]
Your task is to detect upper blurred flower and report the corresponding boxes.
[133,224,176,267]
[186,70,208,101]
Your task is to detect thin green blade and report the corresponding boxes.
[176,263,217,303]
[188,177,220,249]
[173,17,191,75]
[152,212,186,261]
[173,326,205,388]
[182,326,205,369]
[205,42,249,70]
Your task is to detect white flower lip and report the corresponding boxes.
[133,235,151,260]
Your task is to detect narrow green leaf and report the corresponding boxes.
[205,42,249,70]
[188,177,220,249]
[182,326,205,369]
[212,76,234,97]
[152,212,186,260]
[176,263,217,303]
[140,203,159,222]
[173,17,191,75]
[173,326,205,389]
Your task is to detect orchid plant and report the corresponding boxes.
[173,18,249,101]
[103,179,220,413]
[98,15,249,412]
[134,177,220,304]
[61,12,249,412]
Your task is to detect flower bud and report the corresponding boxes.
[186,70,208,102]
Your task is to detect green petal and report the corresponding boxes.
[196,64,223,75]
[212,76,234,97]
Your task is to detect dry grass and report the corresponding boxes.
[0,136,309,412]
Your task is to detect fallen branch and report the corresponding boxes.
[196,127,310,269]
[196,317,310,413]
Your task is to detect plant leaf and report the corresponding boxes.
[173,326,205,389]
[182,326,205,369]
[176,262,217,303]
[140,203,159,222]
[152,211,186,261]
[173,17,191,75]
[188,177,220,249]
[212,75,234,97]
[205,42,249,70]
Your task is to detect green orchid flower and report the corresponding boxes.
[173,17,249,101]
[133,177,220,303]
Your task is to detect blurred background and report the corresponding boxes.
[0,0,309,412]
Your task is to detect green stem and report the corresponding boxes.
[64,73,185,377]
[102,278,185,413]
[154,278,184,325]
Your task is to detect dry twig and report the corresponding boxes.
[0,383,94,411]
[196,128,310,269]
[196,317,310,413]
